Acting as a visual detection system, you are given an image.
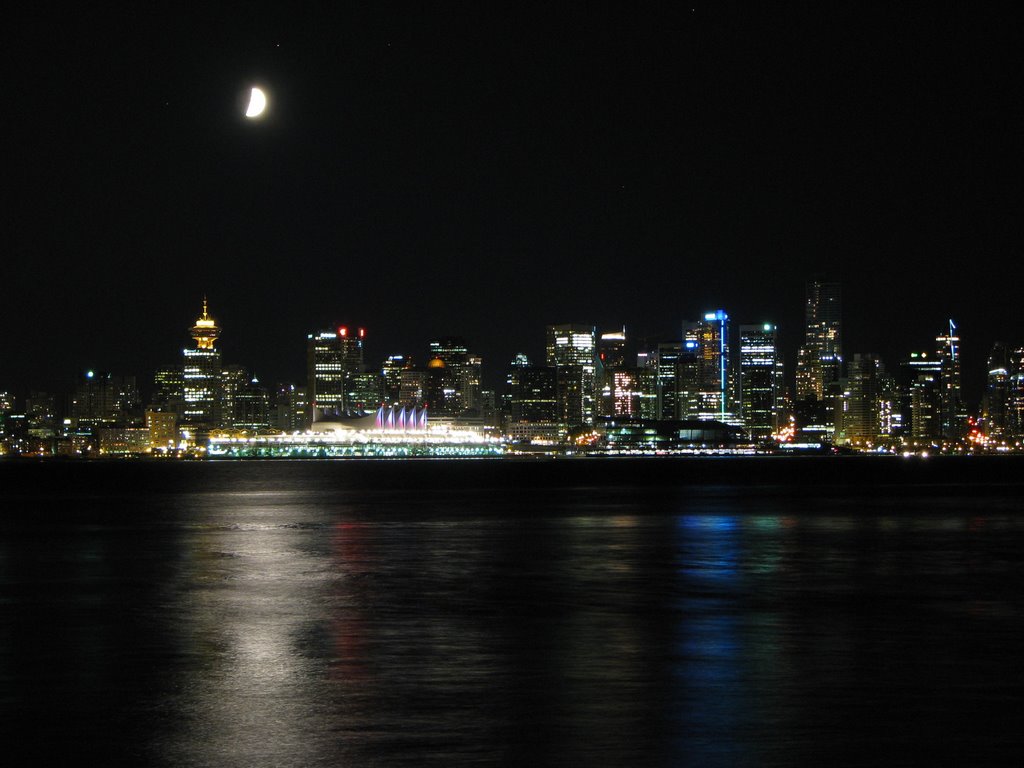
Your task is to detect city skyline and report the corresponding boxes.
[4,7,1023,402]
[0,290,1011,410]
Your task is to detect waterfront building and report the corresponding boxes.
[146,409,178,451]
[306,326,366,420]
[594,418,753,455]
[209,406,502,458]
[98,427,152,456]
[739,323,782,441]
[182,300,222,435]
[546,324,598,427]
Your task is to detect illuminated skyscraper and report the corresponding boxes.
[1009,347,1024,440]
[70,371,140,429]
[795,281,842,402]
[182,299,222,434]
[307,326,366,420]
[598,328,628,369]
[546,324,598,426]
[983,342,1010,440]
[902,351,942,442]
[427,337,480,415]
[935,320,966,440]
[739,323,782,440]
[840,353,883,444]
[695,310,732,422]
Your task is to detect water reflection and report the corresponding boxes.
[4,463,1024,766]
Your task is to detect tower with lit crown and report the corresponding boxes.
[182,298,223,435]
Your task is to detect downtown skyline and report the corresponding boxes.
[4,6,1023,402]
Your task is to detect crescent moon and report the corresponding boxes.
[245,87,267,118]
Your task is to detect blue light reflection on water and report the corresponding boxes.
[3,461,1024,766]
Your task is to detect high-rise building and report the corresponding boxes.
[182,299,222,435]
[654,340,683,420]
[935,320,966,440]
[1008,347,1024,440]
[902,352,942,443]
[739,323,782,440]
[695,310,732,422]
[795,281,842,402]
[307,326,366,420]
[983,342,1010,441]
[221,367,270,431]
[427,337,480,415]
[546,324,598,427]
[510,366,558,423]
[274,383,308,432]
[151,365,185,419]
[840,353,883,445]
[598,328,628,369]
[70,371,140,429]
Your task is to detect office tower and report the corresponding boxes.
[608,368,656,418]
[877,370,899,441]
[70,371,140,429]
[427,337,480,414]
[424,357,456,415]
[220,366,270,430]
[696,310,731,422]
[399,368,428,407]
[653,341,682,420]
[146,410,178,451]
[182,299,222,434]
[599,328,628,369]
[381,355,410,404]
[739,323,781,440]
[220,365,249,427]
[232,377,270,431]
[983,342,1010,440]
[935,320,966,440]
[902,352,942,442]
[510,366,559,423]
[25,392,56,440]
[347,372,383,412]
[841,353,883,444]
[307,326,366,420]
[795,281,842,402]
[597,328,627,418]
[1009,348,1024,440]
[274,383,308,432]
[151,365,185,419]
[502,353,531,420]
[546,324,598,427]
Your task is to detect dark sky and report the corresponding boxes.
[4,5,1023,404]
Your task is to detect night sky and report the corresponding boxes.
[4,5,1023,403]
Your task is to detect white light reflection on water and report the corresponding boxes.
[6,461,1024,766]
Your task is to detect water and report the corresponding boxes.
[2,457,1023,766]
